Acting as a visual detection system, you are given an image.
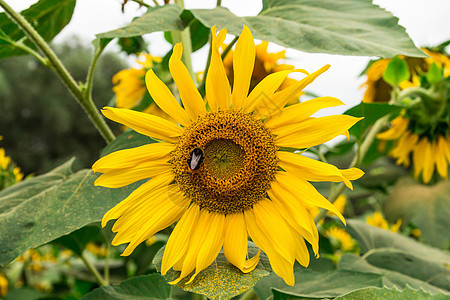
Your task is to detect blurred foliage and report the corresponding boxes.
[0,38,125,175]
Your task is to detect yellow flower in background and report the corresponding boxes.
[366,211,402,233]
[223,41,302,106]
[0,148,11,170]
[112,54,162,109]
[86,243,107,257]
[377,115,449,184]
[0,273,7,298]
[324,226,356,251]
[93,25,363,286]
[361,48,448,103]
[112,54,174,127]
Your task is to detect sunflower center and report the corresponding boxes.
[203,139,244,180]
[171,110,278,214]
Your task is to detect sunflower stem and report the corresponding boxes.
[103,243,111,285]
[0,34,48,66]
[314,115,389,224]
[174,0,196,85]
[0,0,115,143]
[130,0,152,8]
[81,252,108,286]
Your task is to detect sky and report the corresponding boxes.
[6,0,450,115]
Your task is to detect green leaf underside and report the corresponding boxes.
[384,178,450,248]
[81,274,172,300]
[344,220,450,295]
[0,0,75,59]
[256,269,383,299]
[97,5,184,39]
[153,244,271,300]
[0,131,151,266]
[182,0,425,58]
[344,103,402,138]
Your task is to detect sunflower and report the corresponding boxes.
[223,41,302,106]
[361,48,448,103]
[377,115,449,183]
[324,226,356,252]
[366,211,402,233]
[93,25,363,286]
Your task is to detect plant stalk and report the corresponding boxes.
[0,0,115,143]
[81,253,108,287]
[174,0,196,85]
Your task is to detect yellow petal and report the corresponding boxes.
[244,208,295,286]
[223,213,260,273]
[243,70,295,114]
[145,69,191,126]
[436,136,448,179]
[206,25,231,111]
[340,168,365,182]
[252,200,296,263]
[288,225,310,267]
[253,65,329,119]
[276,172,346,225]
[376,117,409,140]
[231,25,255,110]
[413,138,428,180]
[421,138,434,184]
[277,151,357,189]
[267,186,318,255]
[92,142,174,173]
[274,115,362,149]
[390,131,417,167]
[162,204,200,275]
[170,43,206,120]
[170,209,215,284]
[101,107,183,143]
[120,186,189,256]
[94,161,172,188]
[186,212,226,284]
[101,171,174,227]
[264,97,344,129]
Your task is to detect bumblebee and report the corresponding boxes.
[187,148,204,171]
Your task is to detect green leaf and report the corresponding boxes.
[152,243,271,300]
[427,62,442,84]
[254,269,383,300]
[346,219,449,261]
[182,0,425,58]
[81,274,172,300]
[382,56,410,86]
[0,0,76,59]
[338,254,450,295]
[342,220,450,294]
[344,103,402,138]
[364,248,450,291]
[4,287,48,300]
[384,178,450,248]
[164,19,210,52]
[335,286,448,300]
[53,225,102,256]
[97,5,184,39]
[0,131,152,266]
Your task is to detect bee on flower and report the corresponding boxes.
[93,25,363,286]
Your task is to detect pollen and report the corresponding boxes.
[171,110,278,214]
